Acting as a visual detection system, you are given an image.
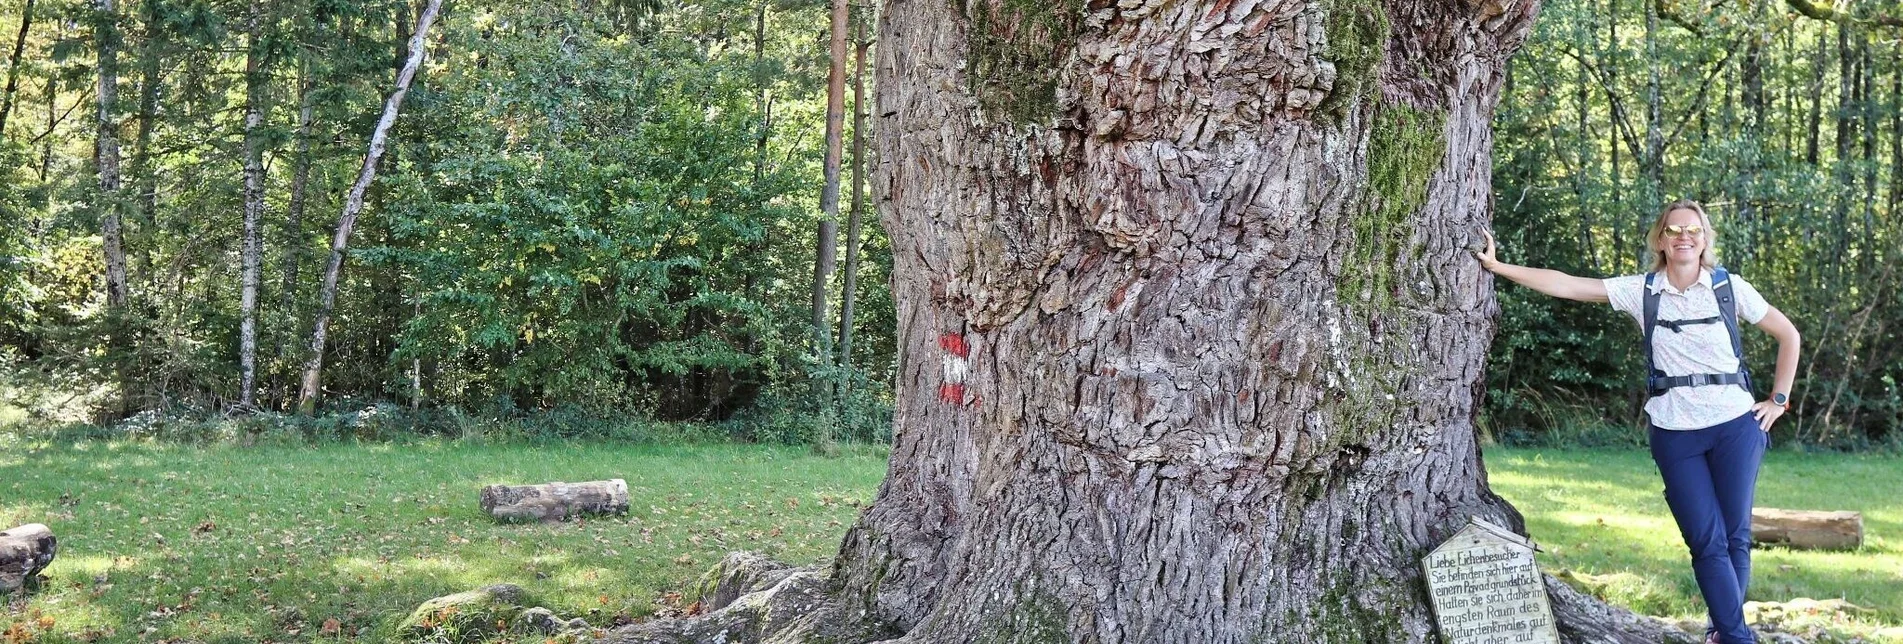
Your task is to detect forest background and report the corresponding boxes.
[0,0,1898,449]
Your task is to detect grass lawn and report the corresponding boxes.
[0,439,888,642]
[1,439,1896,642]
[1488,446,1903,637]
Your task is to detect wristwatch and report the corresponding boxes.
[1772,392,1789,408]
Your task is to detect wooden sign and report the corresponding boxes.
[1422,517,1559,644]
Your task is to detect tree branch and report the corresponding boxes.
[1558,46,1649,168]
[1784,0,1903,28]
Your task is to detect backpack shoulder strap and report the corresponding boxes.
[1643,272,1661,381]
[1711,267,1752,393]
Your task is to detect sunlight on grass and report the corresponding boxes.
[6,441,1895,641]
[1491,447,1903,638]
[1,440,888,641]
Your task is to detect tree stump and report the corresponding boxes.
[480,479,628,523]
[0,523,57,594]
[1752,508,1862,551]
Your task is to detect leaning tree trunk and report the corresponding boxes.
[616,0,1698,642]
[295,0,441,415]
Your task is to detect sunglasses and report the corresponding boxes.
[1664,224,1704,236]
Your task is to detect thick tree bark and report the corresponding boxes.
[0,0,34,137]
[837,26,870,379]
[829,0,1545,636]
[296,0,441,415]
[238,0,266,410]
[610,0,1711,641]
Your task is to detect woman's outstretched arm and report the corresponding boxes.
[1472,230,1609,303]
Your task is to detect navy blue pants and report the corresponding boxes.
[1650,412,1766,644]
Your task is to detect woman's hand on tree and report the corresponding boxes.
[1473,229,1500,272]
[1751,400,1785,433]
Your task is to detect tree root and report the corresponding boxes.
[595,554,1810,643]
[595,553,896,644]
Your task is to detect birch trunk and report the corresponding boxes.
[94,0,132,418]
[96,0,125,311]
[296,0,442,415]
[610,0,1703,642]
[238,0,265,409]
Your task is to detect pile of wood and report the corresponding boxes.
[1,524,57,594]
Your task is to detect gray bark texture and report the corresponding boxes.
[601,0,1714,641]
[238,0,265,409]
[480,479,630,523]
[0,524,56,594]
[95,0,126,312]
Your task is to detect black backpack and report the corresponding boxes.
[1643,267,1752,398]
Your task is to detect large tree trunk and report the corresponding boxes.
[831,0,1541,637]
[612,0,1700,641]
[295,0,441,415]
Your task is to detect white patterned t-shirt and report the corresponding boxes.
[1602,269,1770,430]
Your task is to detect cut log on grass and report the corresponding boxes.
[1753,508,1863,551]
[0,523,57,594]
[480,479,629,523]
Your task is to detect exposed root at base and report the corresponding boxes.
[594,554,1813,644]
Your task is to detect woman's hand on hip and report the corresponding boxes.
[1751,400,1785,432]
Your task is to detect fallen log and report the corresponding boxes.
[1,523,57,594]
[480,479,628,523]
[1752,508,1862,551]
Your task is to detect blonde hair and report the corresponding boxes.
[1646,199,1717,273]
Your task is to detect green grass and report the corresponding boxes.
[2,440,1897,642]
[0,439,888,642]
[1488,446,1903,637]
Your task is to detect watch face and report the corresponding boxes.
[1773,393,1789,405]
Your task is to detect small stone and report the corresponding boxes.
[514,607,563,634]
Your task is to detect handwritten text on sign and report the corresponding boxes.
[1423,531,1558,644]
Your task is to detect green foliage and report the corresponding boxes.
[2,0,898,436]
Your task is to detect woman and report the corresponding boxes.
[1473,199,1802,644]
